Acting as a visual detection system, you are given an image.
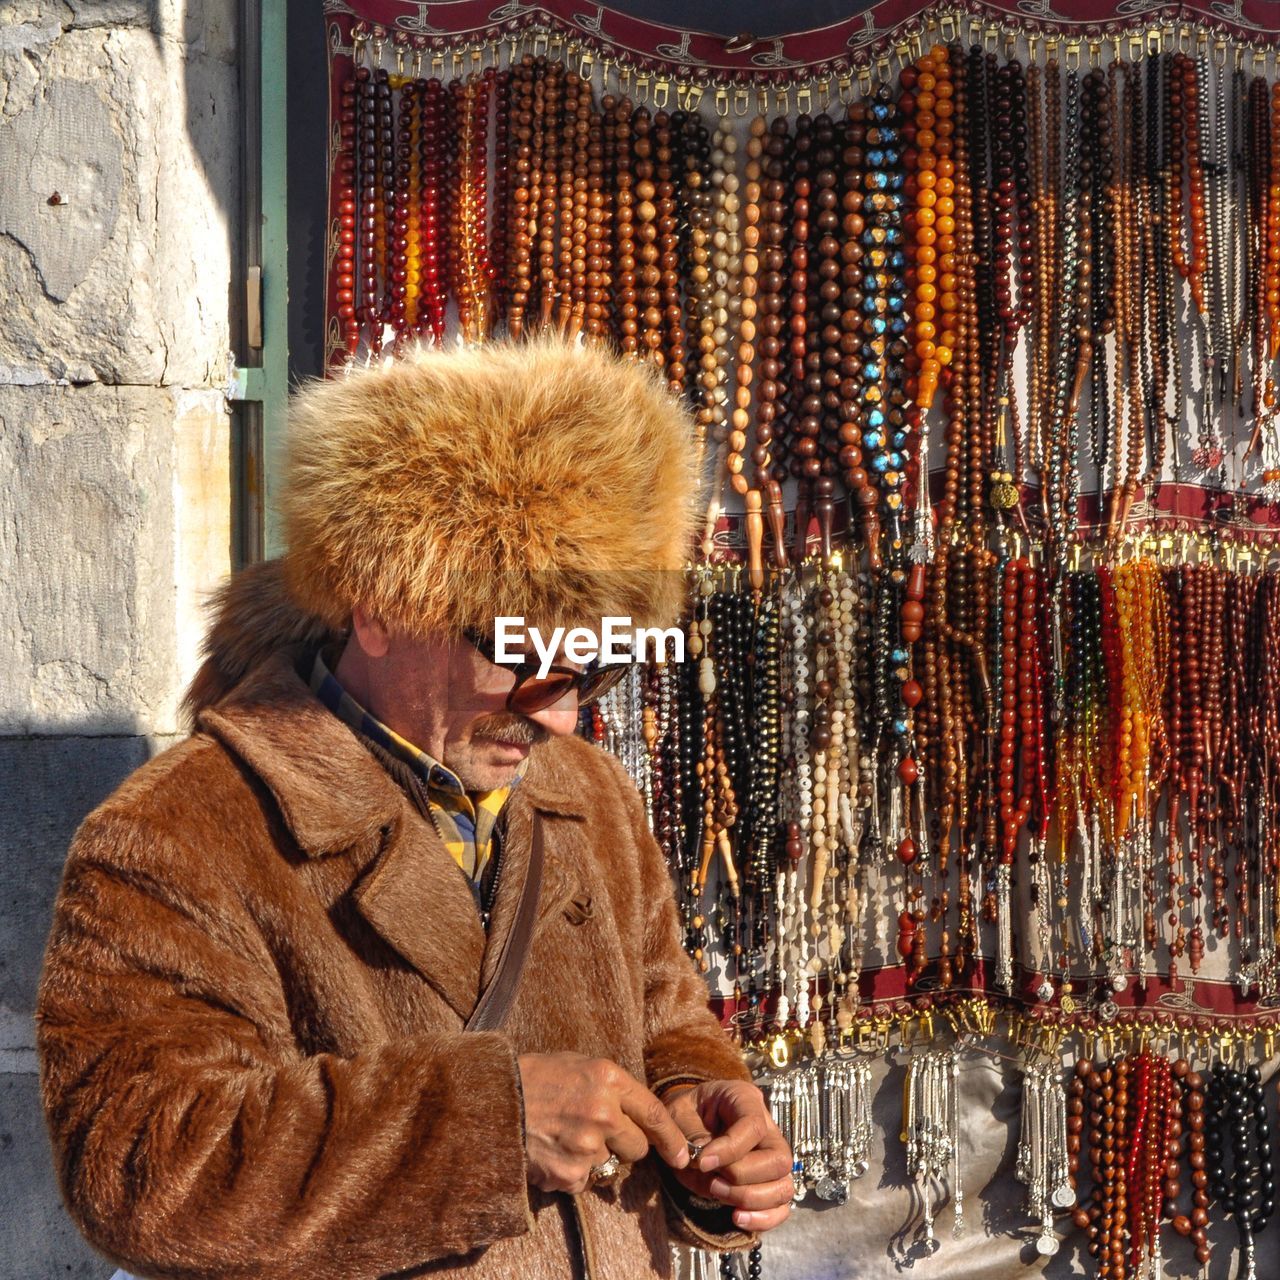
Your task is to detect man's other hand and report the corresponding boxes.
[518,1052,691,1194]
[663,1080,794,1232]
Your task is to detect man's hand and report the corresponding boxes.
[663,1080,794,1232]
[518,1052,692,1194]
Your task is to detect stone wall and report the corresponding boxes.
[0,2,237,1272]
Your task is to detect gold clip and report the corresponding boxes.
[1214,38,1227,67]
[532,29,548,58]
[768,1033,790,1070]
[858,64,873,95]
[1147,28,1161,56]
[1088,40,1101,68]
[733,85,751,116]
[1065,41,1081,70]
[714,85,729,117]
[837,74,853,104]
[940,12,956,41]
[635,71,650,103]
[653,78,670,109]
[1129,34,1143,62]
[816,78,831,111]
[796,83,813,114]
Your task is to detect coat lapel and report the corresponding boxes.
[351,815,486,1021]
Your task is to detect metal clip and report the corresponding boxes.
[1065,41,1081,70]
[635,71,650,104]
[796,83,812,114]
[1088,40,1101,68]
[940,12,956,41]
[1129,34,1144,62]
[816,78,831,111]
[733,85,750,116]
[653,79,670,109]
[714,85,730,117]
[1214,38,1227,67]
[837,74,853,104]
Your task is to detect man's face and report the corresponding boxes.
[340,614,582,792]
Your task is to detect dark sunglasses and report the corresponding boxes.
[462,628,628,715]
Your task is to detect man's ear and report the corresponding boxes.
[350,605,391,659]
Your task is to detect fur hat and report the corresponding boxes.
[281,335,699,638]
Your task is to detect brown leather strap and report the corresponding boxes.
[465,814,544,1032]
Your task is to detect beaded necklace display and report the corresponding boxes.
[326,30,1280,1277]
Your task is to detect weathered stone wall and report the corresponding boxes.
[0,2,237,1272]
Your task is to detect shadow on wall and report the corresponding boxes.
[0,718,182,1279]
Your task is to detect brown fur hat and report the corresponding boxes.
[280,335,699,639]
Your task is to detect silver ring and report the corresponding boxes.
[589,1154,620,1182]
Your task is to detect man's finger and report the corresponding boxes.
[706,1173,795,1211]
[605,1116,652,1166]
[664,1092,714,1149]
[618,1081,691,1168]
[703,1144,793,1187]
[696,1112,770,1171]
[732,1203,791,1232]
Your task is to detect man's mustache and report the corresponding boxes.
[471,714,549,746]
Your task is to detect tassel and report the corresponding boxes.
[996,862,1014,994]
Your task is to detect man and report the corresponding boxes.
[36,337,793,1279]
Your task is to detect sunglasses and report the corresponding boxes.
[462,628,628,715]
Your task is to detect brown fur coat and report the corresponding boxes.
[35,575,751,1280]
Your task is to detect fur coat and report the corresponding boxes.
[35,574,752,1280]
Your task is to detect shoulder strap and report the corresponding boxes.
[465,814,544,1033]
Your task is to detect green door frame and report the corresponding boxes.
[228,0,289,559]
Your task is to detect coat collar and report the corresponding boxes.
[199,651,588,1020]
